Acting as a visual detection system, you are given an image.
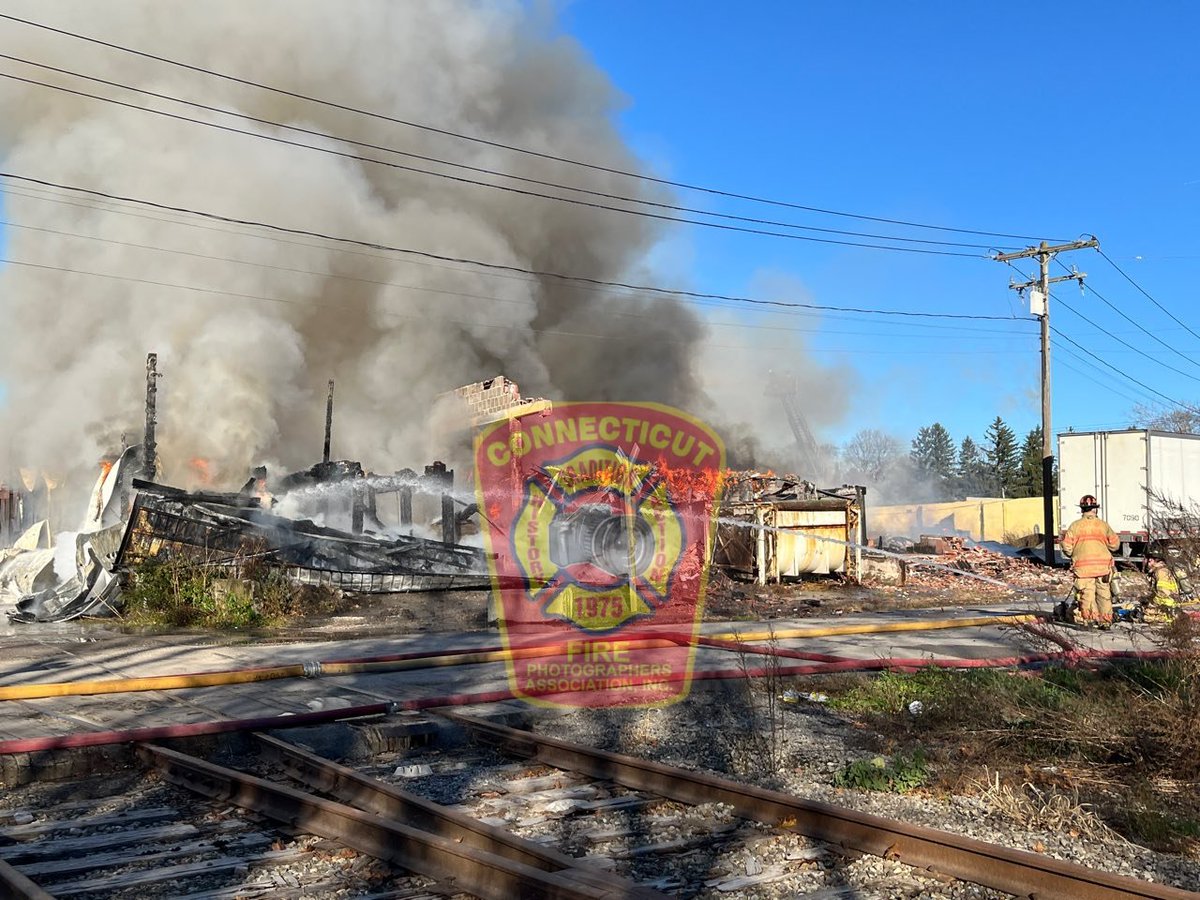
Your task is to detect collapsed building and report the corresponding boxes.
[0,363,521,623]
[0,361,867,623]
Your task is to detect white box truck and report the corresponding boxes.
[1058,429,1200,555]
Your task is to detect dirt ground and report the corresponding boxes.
[97,550,1156,641]
[214,563,1087,640]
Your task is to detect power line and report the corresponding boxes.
[1055,258,1200,370]
[0,69,989,258]
[0,256,1036,356]
[0,172,1025,321]
[0,54,1009,253]
[0,11,1063,244]
[1052,292,1200,385]
[0,216,1037,340]
[1050,326,1200,413]
[5,182,1034,332]
[0,70,993,259]
[1051,340,1161,409]
[1098,247,1200,343]
[1008,259,1195,408]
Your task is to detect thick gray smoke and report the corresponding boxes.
[0,0,848,501]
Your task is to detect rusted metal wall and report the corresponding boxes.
[715,497,861,584]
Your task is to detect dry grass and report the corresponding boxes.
[810,646,1200,850]
[968,767,1129,843]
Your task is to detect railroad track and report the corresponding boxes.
[0,711,1196,899]
[0,759,453,899]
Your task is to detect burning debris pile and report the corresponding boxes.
[120,481,488,594]
[4,452,491,624]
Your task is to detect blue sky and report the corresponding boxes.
[2,4,1197,457]
[558,2,1200,449]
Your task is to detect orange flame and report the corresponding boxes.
[188,457,213,486]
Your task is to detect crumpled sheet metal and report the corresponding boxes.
[0,547,56,598]
[6,525,126,623]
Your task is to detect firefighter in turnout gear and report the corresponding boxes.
[1146,548,1195,619]
[1061,495,1120,628]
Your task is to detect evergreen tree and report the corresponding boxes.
[983,416,1020,497]
[956,436,987,497]
[910,423,956,499]
[1017,426,1044,497]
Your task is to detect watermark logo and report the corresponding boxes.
[475,402,724,708]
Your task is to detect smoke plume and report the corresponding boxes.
[0,0,848,503]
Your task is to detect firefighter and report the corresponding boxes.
[1060,494,1120,628]
[1146,556,1181,618]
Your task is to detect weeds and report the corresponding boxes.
[122,549,340,629]
[820,647,1200,850]
[969,768,1124,841]
[828,665,1074,732]
[834,748,928,793]
[713,626,791,775]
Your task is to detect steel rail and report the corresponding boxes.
[135,742,654,900]
[0,858,56,900]
[442,712,1200,900]
[253,732,663,899]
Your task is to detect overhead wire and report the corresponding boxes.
[1052,291,1200,384]
[1001,258,1196,419]
[1005,253,1200,382]
[1051,340,1157,409]
[1098,247,1200,343]
[0,70,997,258]
[0,256,1036,356]
[0,54,1008,253]
[0,215,1037,341]
[0,11,1061,244]
[0,172,1025,322]
[1050,326,1200,414]
[4,181,1039,337]
[1054,258,1200,371]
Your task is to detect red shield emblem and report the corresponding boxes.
[475,403,725,708]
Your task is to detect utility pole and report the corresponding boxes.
[993,239,1098,566]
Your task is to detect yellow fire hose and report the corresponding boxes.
[0,638,679,702]
[0,615,1036,702]
[709,612,1039,643]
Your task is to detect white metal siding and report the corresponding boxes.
[1148,433,1200,528]
[1058,431,1149,536]
[1057,433,1101,534]
[1103,432,1150,534]
[773,509,848,577]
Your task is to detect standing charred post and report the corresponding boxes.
[424,462,457,544]
[143,353,159,481]
[399,484,413,530]
[323,379,335,464]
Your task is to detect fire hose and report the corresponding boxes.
[0,644,1176,756]
[0,613,1040,702]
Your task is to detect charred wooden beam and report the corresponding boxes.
[143,353,159,481]
[323,379,334,464]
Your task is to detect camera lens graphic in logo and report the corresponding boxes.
[511,450,684,631]
[475,402,724,708]
[551,504,655,576]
